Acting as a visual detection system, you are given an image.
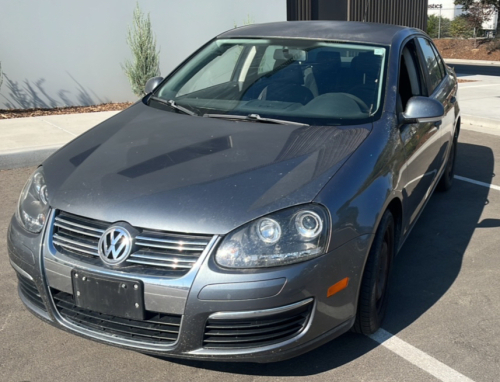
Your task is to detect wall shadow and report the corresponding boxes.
[0,72,110,110]
[153,141,494,376]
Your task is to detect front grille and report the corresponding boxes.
[203,301,312,349]
[51,211,212,274]
[52,289,181,344]
[18,274,47,312]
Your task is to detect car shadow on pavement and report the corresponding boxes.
[383,140,495,338]
[157,141,495,376]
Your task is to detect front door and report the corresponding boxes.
[398,38,447,234]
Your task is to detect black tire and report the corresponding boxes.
[352,210,394,335]
[437,133,458,192]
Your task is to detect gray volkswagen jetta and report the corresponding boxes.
[8,21,459,362]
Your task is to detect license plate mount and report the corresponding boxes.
[71,269,145,320]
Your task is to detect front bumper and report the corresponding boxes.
[8,212,372,362]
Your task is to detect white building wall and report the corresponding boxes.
[428,0,462,21]
[427,0,498,31]
[483,10,499,30]
[0,0,286,109]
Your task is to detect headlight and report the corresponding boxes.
[215,205,329,268]
[16,167,50,233]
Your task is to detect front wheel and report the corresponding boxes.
[352,210,394,335]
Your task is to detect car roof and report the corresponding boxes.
[218,21,421,46]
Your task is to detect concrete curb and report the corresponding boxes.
[0,145,61,170]
[462,115,500,129]
[444,58,500,67]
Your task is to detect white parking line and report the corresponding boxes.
[455,175,500,191]
[369,329,475,382]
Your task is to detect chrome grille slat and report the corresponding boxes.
[53,234,99,250]
[54,222,102,238]
[129,253,198,264]
[126,259,193,269]
[135,242,203,251]
[53,241,100,257]
[51,211,212,273]
[55,216,105,233]
[135,235,209,246]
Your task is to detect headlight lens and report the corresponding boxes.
[295,211,323,239]
[16,167,50,233]
[256,218,281,244]
[215,205,329,268]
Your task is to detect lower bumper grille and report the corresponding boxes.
[51,289,181,345]
[203,300,312,349]
[18,274,46,312]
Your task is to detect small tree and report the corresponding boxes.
[122,3,160,97]
[455,0,500,36]
[466,3,495,46]
[234,14,254,28]
[450,15,474,38]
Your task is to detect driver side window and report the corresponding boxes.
[398,39,424,114]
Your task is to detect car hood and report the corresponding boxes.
[43,102,370,234]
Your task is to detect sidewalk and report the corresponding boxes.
[0,73,499,170]
[0,111,119,170]
[455,74,500,129]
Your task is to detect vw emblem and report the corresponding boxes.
[98,226,133,265]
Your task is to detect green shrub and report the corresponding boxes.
[428,15,452,38]
[450,15,474,38]
[122,3,160,97]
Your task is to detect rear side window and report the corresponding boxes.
[430,43,447,79]
[417,38,445,94]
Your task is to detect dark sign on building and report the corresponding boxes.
[287,0,428,31]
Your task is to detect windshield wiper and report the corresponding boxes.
[149,96,197,116]
[204,113,309,126]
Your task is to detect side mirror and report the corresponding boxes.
[402,96,444,124]
[144,76,164,95]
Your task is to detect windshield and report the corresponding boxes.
[152,38,387,126]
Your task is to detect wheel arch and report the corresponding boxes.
[385,197,403,254]
[455,116,461,140]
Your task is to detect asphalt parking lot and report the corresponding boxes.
[1,128,499,382]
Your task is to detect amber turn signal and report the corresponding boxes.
[327,277,349,298]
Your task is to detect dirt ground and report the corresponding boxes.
[434,38,500,61]
[0,102,133,119]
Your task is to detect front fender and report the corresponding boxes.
[315,113,405,254]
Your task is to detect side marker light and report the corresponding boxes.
[327,277,349,298]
